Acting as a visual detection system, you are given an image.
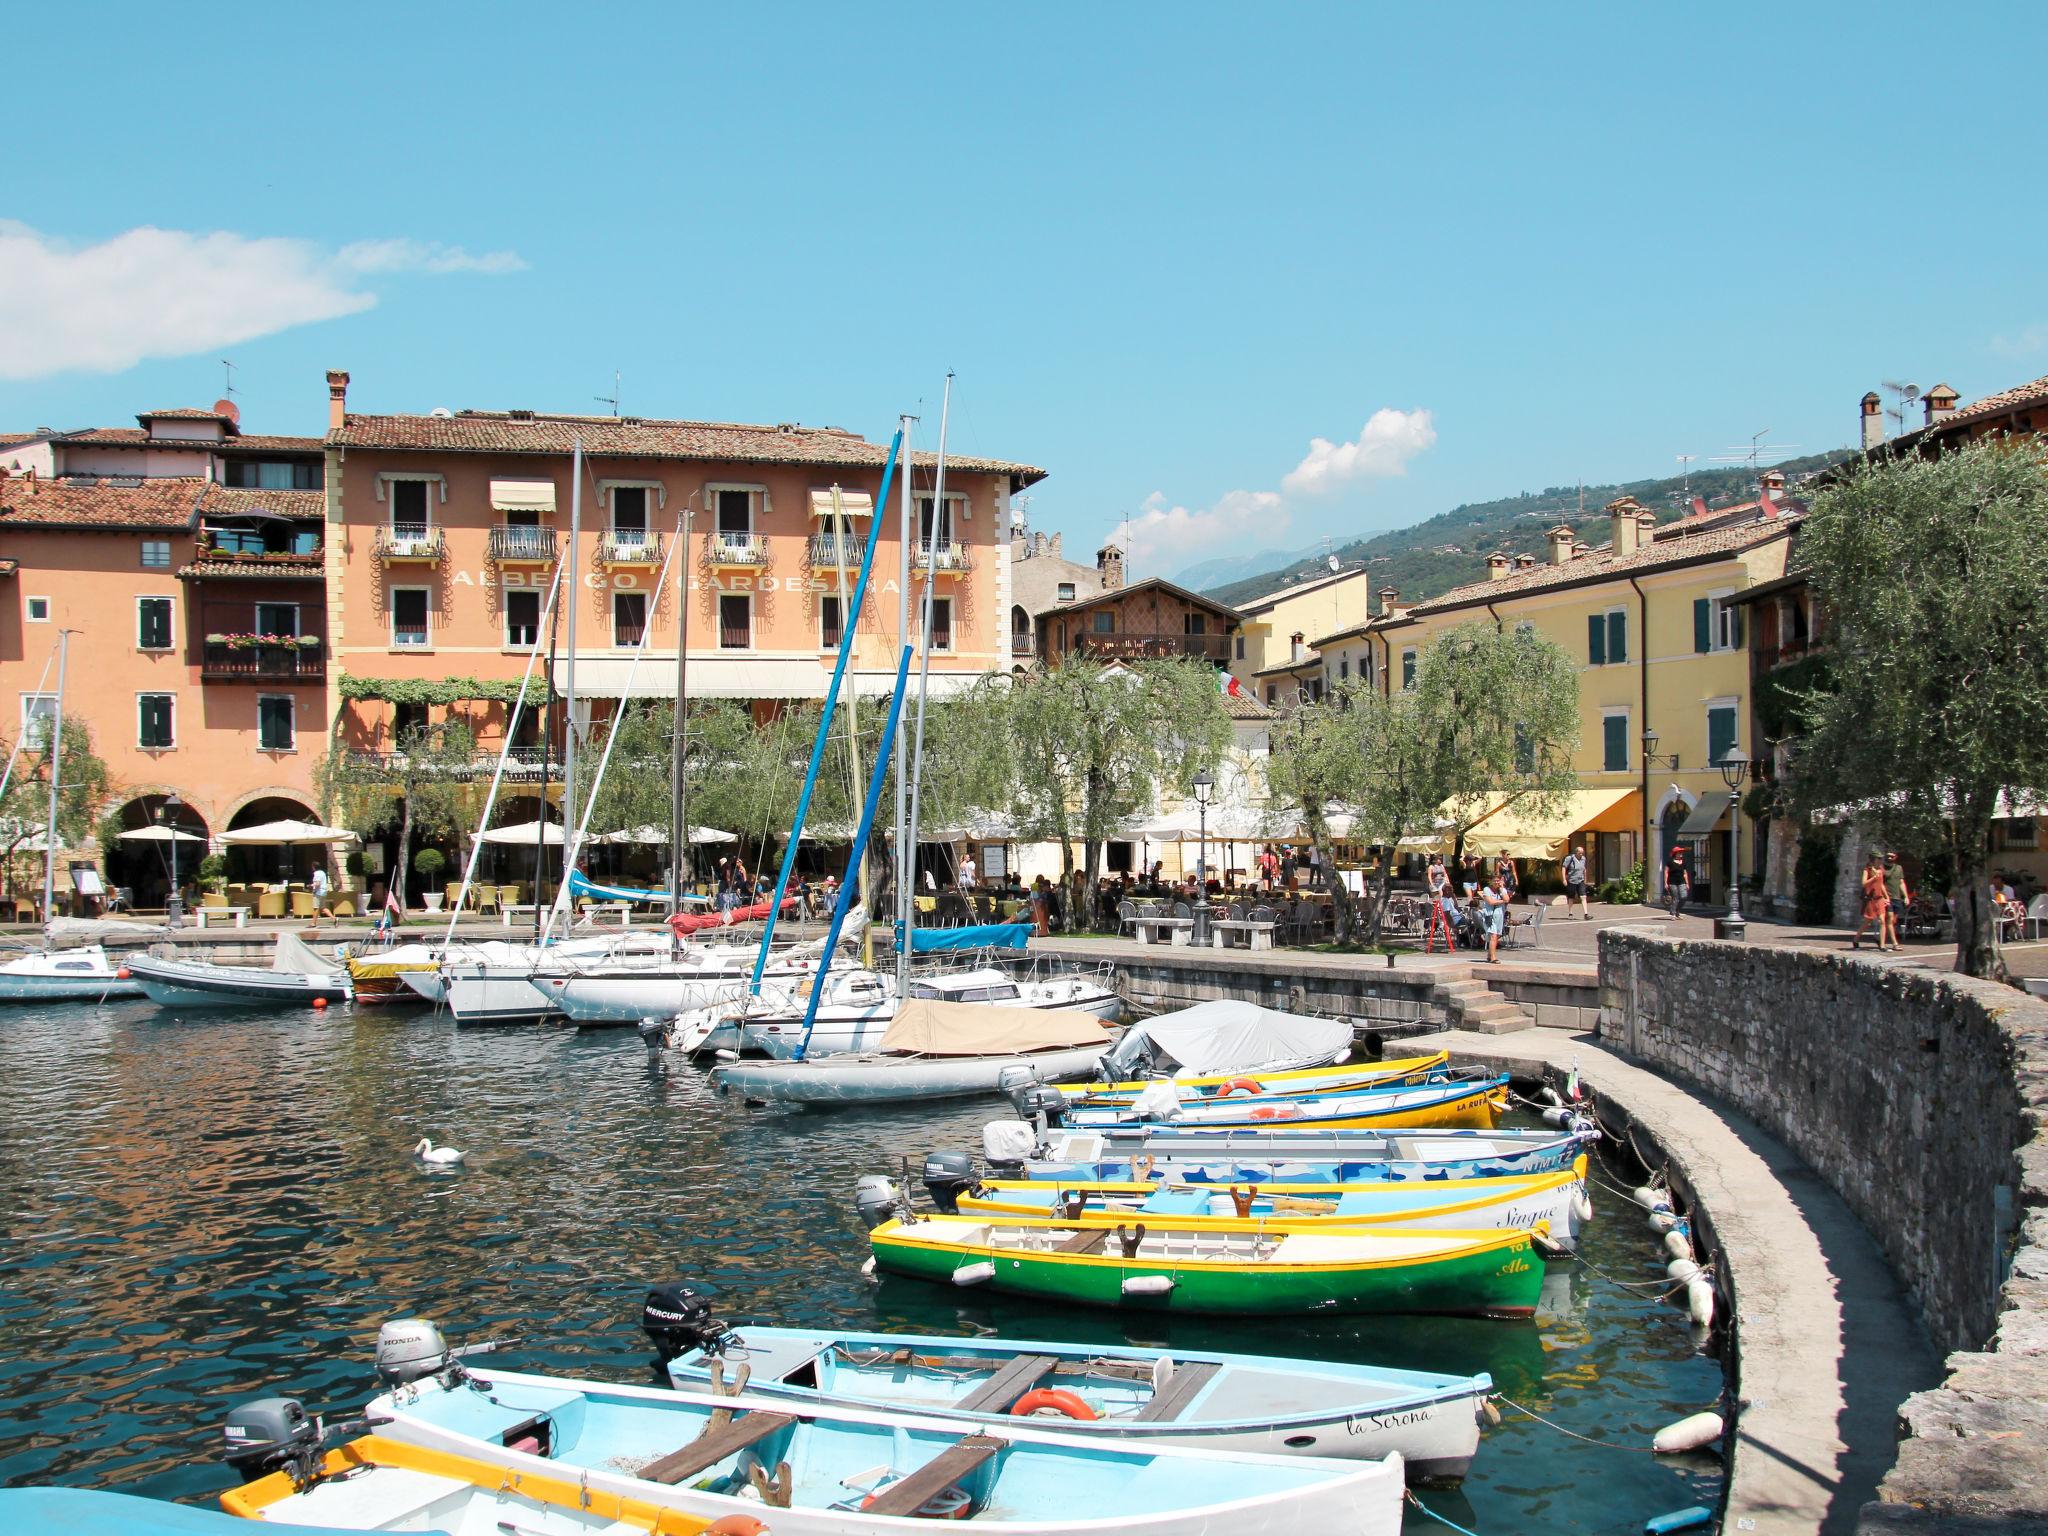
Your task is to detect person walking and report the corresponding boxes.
[1479,872,1512,964]
[1662,843,1690,917]
[1851,851,1887,950]
[1561,844,1590,920]
[1494,850,1519,904]
[1881,853,1910,951]
[309,863,332,918]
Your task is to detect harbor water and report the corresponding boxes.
[0,999,1726,1530]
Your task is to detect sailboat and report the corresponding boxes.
[0,634,145,1002]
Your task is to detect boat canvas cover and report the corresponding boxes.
[878,999,1107,1056]
[905,920,1030,953]
[1107,999,1350,1078]
[271,933,340,976]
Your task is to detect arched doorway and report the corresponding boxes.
[103,794,210,912]
[224,797,325,885]
[1010,604,1031,657]
[1655,792,1695,900]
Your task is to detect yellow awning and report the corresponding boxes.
[809,489,874,519]
[490,477,557,512]
[1465,786,1640,862]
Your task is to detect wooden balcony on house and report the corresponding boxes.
[1071,631,1233,663]
[201,640,327,683]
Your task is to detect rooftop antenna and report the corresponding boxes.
[221,360,237,400]
[595,372,620,417]
[1709,431,1801,472]
[1011,492,1032,535]
[1881,380,1920,437]
[1675,454,1695,497]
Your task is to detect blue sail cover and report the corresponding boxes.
[567,869,706,906]
[902,920,1031,953]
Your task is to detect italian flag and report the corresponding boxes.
[1219,669,1245,698]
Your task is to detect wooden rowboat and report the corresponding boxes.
[867,1211,1547,1317]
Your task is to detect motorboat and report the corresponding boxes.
[0,942,141,1002]
[997,1123,1600,1187]
[126,934,350,1009]
[1060,1075,1509,1134]
[1092,999,1353,1083]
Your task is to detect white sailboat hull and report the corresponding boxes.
[0,945,142,1002]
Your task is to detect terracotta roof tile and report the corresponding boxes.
[56,427,323,453]
[201,486,325,521]
[332,410,1046,484]
[1944,374,2048,427]
[1407,514,1797,616]
[177,550,324,581]
[1221,688,1273,719]
[0,476,206,529]
[139,407,233,421]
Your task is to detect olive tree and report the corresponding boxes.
[317,719,480,910]
[1787,438,2048,978]
[0,719,109,897]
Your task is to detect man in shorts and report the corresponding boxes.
[1562,844,1590,919]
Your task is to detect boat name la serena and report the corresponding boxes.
[459,567,908,593]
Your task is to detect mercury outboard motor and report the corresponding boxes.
[854,1173,906,1230]
[920,1149,979,1213]
[374,1318,454,1387]
[642,1284,733,1369]
[221,1396,321,1486]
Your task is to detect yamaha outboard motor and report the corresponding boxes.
[375,1318,454,1387]
[642,1284,732,1369]
[221,1396,321,1486]
[920,1150,978,1214]
[854,1173,906,1230]
[1010,1082,1067,1129]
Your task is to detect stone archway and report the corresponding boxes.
[224,795,324,884]
[1653,788,1697,899]
[103,793,210,911]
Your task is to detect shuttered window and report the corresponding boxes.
[138,693,174,749]
[258,695,296,751]
[1694,598,1712,654]
[1603,713,1628,771]
[1606,610,1627,664]
[1707,704,1737,766]
[137,596,172,650]
[1400,648,1417,690]
[1588,612,1605,666]
[1590,609,1626,665]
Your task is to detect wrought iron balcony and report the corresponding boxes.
[372,524,446,562]
[913,540,972,574]
[341,745,551,781]
[487,524,559,563]
[201,640,327,683]
[705,531,769,567]
[808,531,863,568]
[599,529,664,565]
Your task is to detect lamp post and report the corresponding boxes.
[1715,747,1750,941]
[1192,770,1214,947]
[161,792,184,928]
[1641,728,1680,905]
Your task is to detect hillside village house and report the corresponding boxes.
[1008,529,1114,663]
[1033,575,1240,668]
[1227,564,1374,703]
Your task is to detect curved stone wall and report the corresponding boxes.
[1597,934,2047,1527]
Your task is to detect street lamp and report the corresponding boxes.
[1191,770,1215,946]
[161,792,184,928]
[1715,747,1750,941]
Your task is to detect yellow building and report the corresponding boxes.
[1229,564,1374,698]
[1315,491,1796,898]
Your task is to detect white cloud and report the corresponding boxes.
[1116,488,1287,574]
[1991,324,2048,360]
[0,221,526,381]
[1281,407,1437,496]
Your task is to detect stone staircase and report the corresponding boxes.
[1431,970,1530,1034]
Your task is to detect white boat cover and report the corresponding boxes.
[1107,1000,1350,1077]
[878,999,1108,1057]
[47,917,162,947]
[272,933,341,976]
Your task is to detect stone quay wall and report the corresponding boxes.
[1597,933,2048,1528]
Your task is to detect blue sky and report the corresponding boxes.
[5,3,2044,580]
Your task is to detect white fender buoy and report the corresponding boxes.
[1480,1398,1502,1426]
[1541,1106,1573,1128]
[1651,1411,1724,1455]
[1686,1278,1716,1327]
[1649,1210,1679,1234]
[1632,1185,1661,1208]
[951,1262,995,1287]
[1663,1230,1694,1262]
[1571,1189,1594,1224]
[1121,1275,1175,1296]
[1666,1258,1702,1285]
[1540,1085,1563,1108]
[859,1256,877,1277]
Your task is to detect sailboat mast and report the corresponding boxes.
[829,485,874,967]
[903,373,952,977]
[553,439,583,941]
[38,629,70,940]
[669,499,692,916]
[893,413,914,990]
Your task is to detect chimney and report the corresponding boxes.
[1923,383,1960,426]
[1378,585,1400,617]
[1047,532,1063,558]
[326,369,350,432]
[1572,540,1591,558]
[1861,390,1883,451]
[1096,542,1124,591]
[1546,524,1575,566]
[1514,553,1536,570]
[1759,469,1786,512]
[1607,496,1643,558]
[1485,551,1512,581]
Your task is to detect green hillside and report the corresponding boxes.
[1206,451,1849,610]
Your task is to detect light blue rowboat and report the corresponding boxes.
[370,1361,1405,1535]
[651,1319,1492,1482]
[1058,1074,1509,1132]
[1012,1126,1597,1186]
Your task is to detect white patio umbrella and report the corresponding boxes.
[476,818,566,846]
[116,824,205,843]
[217,818,357,845]
[594,825,737,846]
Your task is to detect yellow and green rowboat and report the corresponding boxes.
[867,1211,1547,1317]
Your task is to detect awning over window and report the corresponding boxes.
[1461,785,1641,861]
[1674,791,1733,839]
[808,489,874,519]
[491,477,557,513]
[551,656,982,701]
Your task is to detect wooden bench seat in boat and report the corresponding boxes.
[863,1434,1008,1518]
[952,1354,1059,1413]
[1131,1360,1221,1423]
[1054,1227,1111,1254]
[637,1410,798,1485]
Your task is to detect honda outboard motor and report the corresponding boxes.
[375,1318,453,1387]
[854,1173,905,1230]
[920,1149,978,1214]
[221,1396,321,1486]
[642,1284,732,1368]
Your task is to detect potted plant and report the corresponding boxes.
[197,852,227,895]
[414,847,447,910]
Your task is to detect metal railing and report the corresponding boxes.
[599,529,664,563]
[372,524,446,561]
[342,745,550,780]
[1073,631,1232,662]
[808,531,862,568]
[487,524,559,563]
[201,641,327,682]
[705,530,769,566]
[913,539,972,573]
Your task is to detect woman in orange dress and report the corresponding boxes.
[1851,851,1887,951]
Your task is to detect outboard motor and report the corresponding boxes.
[636,1017,669,1060]
[982,1119,1036,1172]
[1012,1083,1068,1130]
[375,1318,453,1387]
[920,1149,979,1214]
[642,1283,733,1368]
[221,1396,321,1486]
[854,1173,906,1230]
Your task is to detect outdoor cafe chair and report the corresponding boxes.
[257,890,287,920]
[290,891,318,919]
[1117,899,1139,936]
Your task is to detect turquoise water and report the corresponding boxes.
[0,1000,1725,1530]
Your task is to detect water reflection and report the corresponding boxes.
[0,1001,1724,1531]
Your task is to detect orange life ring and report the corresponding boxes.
[1010,1387,1099,1421]
[1248,1104,1292,1121]
[1222,1078,1265,1097]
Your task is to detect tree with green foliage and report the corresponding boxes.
[316,718,481,911]
[1786,439,2048,978]
[0,719,109,897]
[980,655,1232,930]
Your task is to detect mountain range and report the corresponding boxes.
[1196,451,1850,609]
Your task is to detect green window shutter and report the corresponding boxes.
[1694,598,1712,654]
[1729,604,1745,648]
[1588,613,1606,666]
[1608,610,1627,665]
[1603,714,1627,771]
[1708,706,1736,765]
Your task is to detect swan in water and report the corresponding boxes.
[414,1137,466,1166]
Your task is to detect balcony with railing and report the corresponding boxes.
[1072,631,1233,663]
[705,530,770,567]
[808,531,863,568]
[201,638,327,683]
[913,539,973,574]
[487,524,559,564]
[373,524,446,563]
[342,744,551,781]
[598,529,664,565]
[180,539,325,582]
